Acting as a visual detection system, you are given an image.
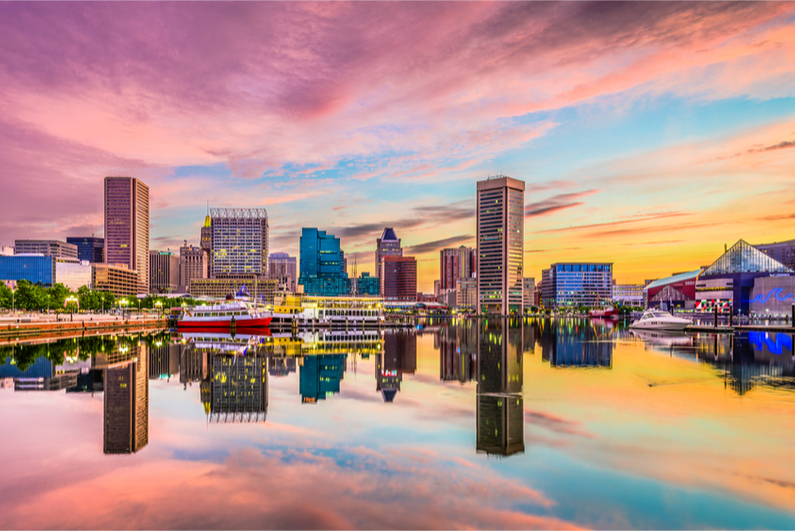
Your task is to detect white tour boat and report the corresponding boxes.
[629,310,691,331]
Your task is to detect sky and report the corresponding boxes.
[1,1,794,291]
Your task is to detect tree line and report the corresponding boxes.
[0,280,202,312]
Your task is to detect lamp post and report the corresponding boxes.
[119,298,128,320]
[64,296,79,322]
[154,300,163,318]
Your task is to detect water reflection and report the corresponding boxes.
[3,321,795,528]
[632,328,795,395]
[536,318,614,368]
[1,321,795,450]
[477,319,524,456]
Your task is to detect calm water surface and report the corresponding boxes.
[1,318,795,529]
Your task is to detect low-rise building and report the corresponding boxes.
[541,262,613,308]
[190,274,278,304]
[92,263,139,297]
[644,270,701,311]
[14,240,78,260]
[55,259,92,291]
[0,255,55,286]
[612,283,644,307]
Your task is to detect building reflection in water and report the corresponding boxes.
[538,318,613,369]
[376,332,416,402]
[634,329,795,395]
[96,341,149,455]
[300,354,346,403]
[184,334,268,423]
[438,320,476,383]
[476,319,524,457]
[149,342,182,382]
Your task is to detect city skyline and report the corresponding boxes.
[2,3,795,292]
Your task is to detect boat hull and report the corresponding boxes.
[629,322,689,331]
[177,317,273,330]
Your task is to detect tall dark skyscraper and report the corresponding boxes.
[104,176,150,293]
[376,227,402,282]
[476,176,525,315]
[476,319,524,457]
[103,343,149,454]
[380,256,417,301]
[299,228,349,296]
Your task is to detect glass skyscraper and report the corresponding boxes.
[66,236,104,263]
[299,228,350,296]
[476,176,525,315]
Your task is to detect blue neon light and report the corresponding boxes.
[748,331,792,356]
[749,288,794,304]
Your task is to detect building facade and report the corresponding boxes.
[542,263,613,308]
[66,236,104,263]
[522,277,536,308]
[149,250,180,293]
[200,215,213,275]
[190,275,278,304]
[0,255,55,286]
[381,256,417,301]
[476,176,525,315]
[440,246,476,291]
[210,208,269,277]
[612,283,645,307]
[269,252,297,292]
[376,228,402,282]
[756,239,795,271]
[299,228,349,296]
[354,272,380,296]
[644,270,701,310]
[456,277,477,309]
[180,244,207,290]
[92,263,140,297]
[104,176,149,293]
[55,259,92,291]
[14,240,78,260]
[696,240,793,315]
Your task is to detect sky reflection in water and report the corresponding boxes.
[1,319,795,530]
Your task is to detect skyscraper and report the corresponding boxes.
[66,236,104,263]
[269,252,297,291]
[440,246,476,291]
[380,256,417,301]
[298,228,349,296]
[200,215,212,275]
[210,208,269,277]
[180,244,208,288]
[476,175,525,315]
[148,250,180,293]
[104,176,150,293]
[376,228,402,282]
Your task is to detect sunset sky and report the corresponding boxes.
[1,2,794,291]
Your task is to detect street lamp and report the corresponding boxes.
[154,300,163,318]
[119,298,128,319]
[64,296,79,322]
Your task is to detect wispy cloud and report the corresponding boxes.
[525,190,598,218]
[404,235,473,255]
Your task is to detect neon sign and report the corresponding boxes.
[748,288,794,304]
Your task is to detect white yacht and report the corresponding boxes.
[629,310,691,331]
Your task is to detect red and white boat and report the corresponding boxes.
[589,307,618,319]
[177,300,272,330]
